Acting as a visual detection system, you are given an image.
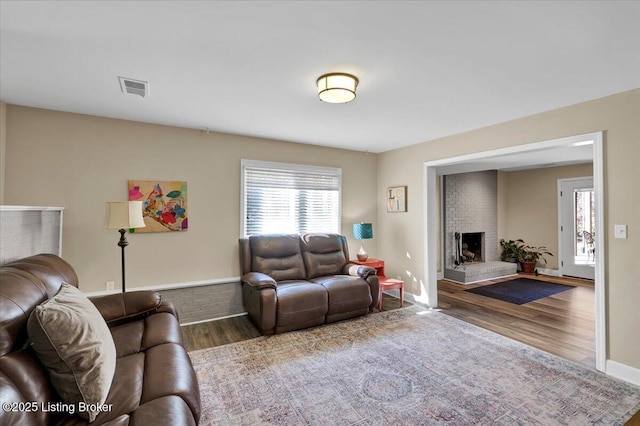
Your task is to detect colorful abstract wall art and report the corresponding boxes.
[128,181,188,232]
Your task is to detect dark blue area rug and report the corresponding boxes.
[465,278,574,305]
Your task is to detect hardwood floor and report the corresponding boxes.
[626,410,640,426]
[437,273,596,367]
[182,280,640,422]
[182,314,260,352]
[626,409,640,425]
[181,293,409,352]
[183,276,594,365]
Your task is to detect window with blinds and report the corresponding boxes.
[241,159,341,237]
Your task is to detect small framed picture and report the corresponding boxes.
[387,186,407,212]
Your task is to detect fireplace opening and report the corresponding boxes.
[462,232,484,263]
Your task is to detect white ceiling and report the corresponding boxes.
[1,1,639,154]
[434,141,594,175]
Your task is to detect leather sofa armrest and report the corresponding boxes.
[344,264,380,311]
[241,273,277,334]
[242,272,277,290]
[157,299,180,321]
[90,291,166,326]
[366,275,380,311]
[344,263,377,280]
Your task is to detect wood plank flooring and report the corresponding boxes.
[183,276,595,366]
[181,279,640,422]
[182,314,260,352]
[181,293,408,352]
[626,409,640,425]
[437,273,596,367]
[627,410,640,426]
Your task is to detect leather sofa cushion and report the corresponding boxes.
[93,353,145,425]
[109,312,183,358]
[41,309,199,425]
[27,283,116,422]
[141,344,199,409]
[63,328,200,425]
[129,395,197,426]
[250,234,306,281]
[0,350,56,425]
[311,276,372,315]
[0,254,201,426]
[276,282,327,329]
[301,234,348,279]
[0,254,79,357]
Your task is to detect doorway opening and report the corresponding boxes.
[423,131,605,371]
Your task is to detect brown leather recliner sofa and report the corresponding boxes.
[0,254,201,425]
[239,233,380,335]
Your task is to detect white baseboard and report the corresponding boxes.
[437,271,444,280]
[181,312,248,327]
[401,290,424,307]
[536,268,561,277]
[606,359,640,387]
[444,273,519,285]
[82,276,241,297]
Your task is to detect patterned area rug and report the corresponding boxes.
[189,306,640,425]
[465,278,574,304]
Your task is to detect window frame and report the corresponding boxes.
[240,159,342,237]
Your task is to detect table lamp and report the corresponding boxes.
[352,222,373,261]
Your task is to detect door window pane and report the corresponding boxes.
[574,188,595,265]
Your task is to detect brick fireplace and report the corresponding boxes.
[443,170,516,283]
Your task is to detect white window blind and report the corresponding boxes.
[241,160,341,237]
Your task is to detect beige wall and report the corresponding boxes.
[4,90,639,370]
[378,89,640,369]
[3,106,378,292]
[500,163,594,270]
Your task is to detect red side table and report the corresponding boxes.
[351,258,404,311]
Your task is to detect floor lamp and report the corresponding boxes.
[106,201,145,292]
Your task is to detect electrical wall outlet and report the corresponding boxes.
[106,281,115,291]
[396,275,402,280]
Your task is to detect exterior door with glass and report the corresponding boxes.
[559,177,595,280]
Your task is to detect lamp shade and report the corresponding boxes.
[317,73,358,103]
[106,201,146,230]
[353,223,373,240]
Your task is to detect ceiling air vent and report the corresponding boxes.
[118,76,149,98]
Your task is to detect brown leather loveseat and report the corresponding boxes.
[0,254,201,425]
[239,233,380,335]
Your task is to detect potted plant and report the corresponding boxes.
[500,239,525,263]
[519,245,553,274]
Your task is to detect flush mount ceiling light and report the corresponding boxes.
[316,73,359,103]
